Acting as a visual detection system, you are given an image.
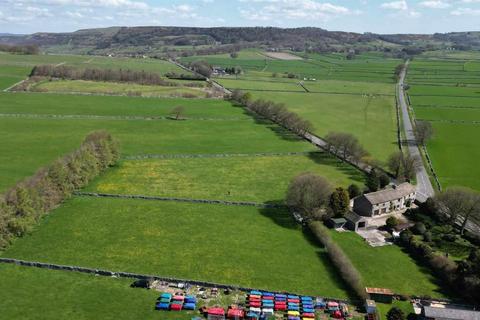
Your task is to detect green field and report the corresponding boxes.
[0,65,31,89]
[0,264,195,320]
[408,56,480,190]
[1,197,350,298]
[182,52,400,83]
[186,51,400,163]
[0,92,315,192]
[425,122,480,190]
[329,231,446,298]
[32,79,208,98]
[87,154,365,203]
[0,52,187,76]
[249,91,398,162]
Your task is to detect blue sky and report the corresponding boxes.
[0,0,479,34]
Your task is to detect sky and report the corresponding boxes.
[0,0,479,35]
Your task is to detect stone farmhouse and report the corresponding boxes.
[352,183,416,217]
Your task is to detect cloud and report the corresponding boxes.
[380,0,408,10]
[239,0,352,22]
[451,7,480,15]
[419,1,450,9]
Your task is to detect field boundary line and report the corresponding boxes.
[3,79,27,92]
[123,151,320,160]
[413,104,480,109]
[74,192,285,208]
[417,119,480,125]
[0,257,348,303]
[221,87,394,97]
[0,113,248,121]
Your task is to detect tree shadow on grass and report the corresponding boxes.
[397,246,455,300]
[257,201,298,230]
[306,151,367,184]
[302,227,359,302]
[234,104,304,142]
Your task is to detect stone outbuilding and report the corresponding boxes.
[352,183,416,217]
[344,212,368,231]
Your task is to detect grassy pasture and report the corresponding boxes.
[0,65,32,89]
[87,154,365,203]
[216,78,305,92]
[408,84,480,97]
[410,95,480,108]
[182,52,400,83]
[426,122,480,190]
[32,79,208,98]
[0,93,316,192]
[302,80,394,95]
[329,231,446,298]
[407,62,480,191]
[414,106,480,122]
[0,52,186,76]
[2,197,350,298]
[249,91,398,163]
[0,264,192,320]
[0,92,245,118]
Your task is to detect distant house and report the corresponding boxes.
[344,212,368,231]
[422,305,480,320]
[352,183,416,217]
[212,67,226,76]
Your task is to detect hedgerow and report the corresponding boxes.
[0,131,119,249]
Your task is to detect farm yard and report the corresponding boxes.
[407,55,480,190]
[0,49,457,319]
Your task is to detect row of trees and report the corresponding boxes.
[229,90,313,136]
[324,132,369,165]
[0,131,119,249]
[30,65,191,87]
[387,151,417,182]
[188,60,213,78]
[0,44,39,55]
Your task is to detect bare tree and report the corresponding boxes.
[435,187,480,235]
[387,151,418,181]
[325,132,368,163]
[286,173,332,219]
[171,106,185,120]
[416,121,434,146]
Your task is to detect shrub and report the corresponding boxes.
[379,172,390,188]
[386,216,399,229]
[387,307,405,320]
[329,187,350,217]
[366,169,380,192]
[424,231,432,242]
[412,222,426,235]
[347,184,361,198]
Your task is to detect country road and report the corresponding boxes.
[398,61,435,203]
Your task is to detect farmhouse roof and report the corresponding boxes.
[345,212,364,223]
[365,287,394,296]
[364,183,415,205]
[423,306,480,320]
